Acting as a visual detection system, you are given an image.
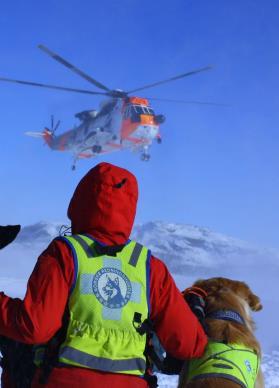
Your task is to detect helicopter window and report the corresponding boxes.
[124,104,153,119]
[133,105,144,115]
[133,105,154,115]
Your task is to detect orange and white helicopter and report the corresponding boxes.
[0,45,216,169]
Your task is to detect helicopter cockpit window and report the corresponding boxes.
[146,107,154,115]
[134,105,144,115]
[124,104,154,120]
[133,105,154,115]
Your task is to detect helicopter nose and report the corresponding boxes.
[136,124,159,140]
[140,114,155,125]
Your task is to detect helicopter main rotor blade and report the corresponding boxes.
[38,44,111,92]
[146,96,228,106]
[127,66,212,94]
[0,77,108,95]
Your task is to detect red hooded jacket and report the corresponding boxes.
[0,162,207,388]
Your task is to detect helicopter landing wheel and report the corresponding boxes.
[71,164,76,171]
[141,153,150,161]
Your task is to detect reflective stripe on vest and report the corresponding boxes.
[60,346,146,372]
[58,234,150,376]
[187,341,260,388]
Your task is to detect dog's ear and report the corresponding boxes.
[239,281,263,312]
[247,290,262,312]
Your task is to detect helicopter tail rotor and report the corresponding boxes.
[25,115,58,147]
[48,115,60,135]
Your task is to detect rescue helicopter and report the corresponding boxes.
[0,45,216,170]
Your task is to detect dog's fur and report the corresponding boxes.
[178,277,264,388]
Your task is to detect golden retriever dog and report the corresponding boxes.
[178,277,264,388]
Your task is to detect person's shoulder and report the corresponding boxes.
[150,254,174,285]
[150,254,169,271]
[41,235,71,254]
[36,236,74,287]
[38,236,73,270]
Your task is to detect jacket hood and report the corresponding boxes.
[67,162,138,245]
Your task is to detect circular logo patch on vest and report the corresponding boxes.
[92,267,132,309]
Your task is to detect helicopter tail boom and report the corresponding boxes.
[25,128,53,147]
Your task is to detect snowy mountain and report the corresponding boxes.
[11,219,279,283]
[15,220,279,273]
[132,221,279,274]
[1,220,279,386]
[15,221,64,244]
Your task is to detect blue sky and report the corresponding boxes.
[0,0,278,248]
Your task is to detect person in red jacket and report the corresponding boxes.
[0,162,207,388]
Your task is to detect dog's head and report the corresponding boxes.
[193,277,262,344]
[194,277,262,313]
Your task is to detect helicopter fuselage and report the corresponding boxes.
[44,96,162,162]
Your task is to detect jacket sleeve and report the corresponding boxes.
[149,256,207,359]
[0,239,73,344]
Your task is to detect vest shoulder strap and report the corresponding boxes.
[62,234,148,267]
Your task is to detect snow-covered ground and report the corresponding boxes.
[1,220,279,387]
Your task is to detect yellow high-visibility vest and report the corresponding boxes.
[58,234,150,376]
[187,340,260,388]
